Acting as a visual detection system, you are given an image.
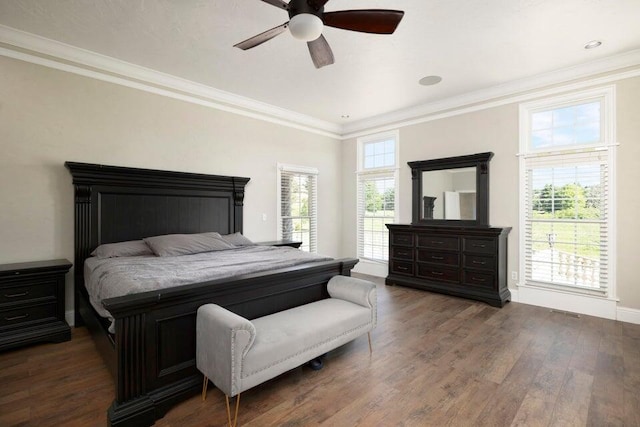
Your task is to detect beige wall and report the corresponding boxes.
[0,56,344,316]
[342,76,640,310]
[2,53,639,317]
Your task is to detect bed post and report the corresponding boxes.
[232,177,245,233]
[73,184,93,326]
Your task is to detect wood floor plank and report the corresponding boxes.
[1,275,639,426]
[549,368,595,426]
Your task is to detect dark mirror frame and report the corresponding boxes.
[409,152,493,227]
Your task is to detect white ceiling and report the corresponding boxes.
[1,0,639,132]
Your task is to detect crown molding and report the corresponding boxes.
[2,24,640,141]
[0,25,342,138]
[341,49,640,139]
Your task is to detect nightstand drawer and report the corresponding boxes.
[0,259,71,351]
[0,302,57,330]
[0,280,57,305]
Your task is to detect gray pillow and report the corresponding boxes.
[144,232,236,257]
[221,232,255,246]
[91,240,154,259]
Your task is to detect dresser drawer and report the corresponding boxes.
[463,238,496,254]
[417,235,459,251]
[463,254,495,271]
[391,246,414,261]
[391,233,414,247]
[390,260,414,276]
[0,280,57,305]
[463,271,496,290]
[417,250,459,266]
[416,264,459,283]
[0,302,58,330]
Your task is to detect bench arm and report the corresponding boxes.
[327,276,377,328]
[196,304,256,397]
[327,275,376,307]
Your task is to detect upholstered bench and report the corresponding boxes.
[197,275,377,426]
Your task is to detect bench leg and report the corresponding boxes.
[368,332,373,354]
[225,393,241,427]
[308,356,324,370]
[202,376,209,401]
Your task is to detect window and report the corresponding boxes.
[357,131,399,262]
[278,164,318,252]
[519,87,615,297]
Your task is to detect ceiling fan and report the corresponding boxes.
[234,0,404,69]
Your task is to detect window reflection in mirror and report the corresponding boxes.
[421,167,476,220]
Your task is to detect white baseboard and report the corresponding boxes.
[617,306,640,325]
[352,260,387,278]
[512,284,640,324]
[513,285,618,320]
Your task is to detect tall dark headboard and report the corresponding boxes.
[65,162,250,309]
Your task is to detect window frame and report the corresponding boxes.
[277,163,319,253]
[518,85,617,299]
[356,130,400,263]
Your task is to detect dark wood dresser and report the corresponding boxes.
[386,224,511,307]
[0,259,72,351]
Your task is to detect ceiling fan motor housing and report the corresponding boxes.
[288,0,324,19]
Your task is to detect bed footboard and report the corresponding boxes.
[102,258,358,427]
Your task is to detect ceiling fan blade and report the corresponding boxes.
[307,35,334,69]
[234,22,289,50]
[260,0,289,10]
[323,10,404,34]
[307,0,330,10]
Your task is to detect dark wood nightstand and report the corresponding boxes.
[256,240,303,248]
[0,259,72,351]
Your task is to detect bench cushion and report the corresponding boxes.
[240,298,371,390]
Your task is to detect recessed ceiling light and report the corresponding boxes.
[419,75,442,86]
[341,114,350,119]
[584,40,602,49]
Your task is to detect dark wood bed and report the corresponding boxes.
[65,162,358,427]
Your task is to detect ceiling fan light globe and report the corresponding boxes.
[289,13,323,41]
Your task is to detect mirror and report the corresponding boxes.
[409,152,493,227]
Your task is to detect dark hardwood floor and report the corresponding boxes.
[1,274,639,426]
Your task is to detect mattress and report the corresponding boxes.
[84,246,333,332]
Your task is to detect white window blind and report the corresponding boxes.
[519,86,617,301]
[523,149,610,295]
[278,165,317,253]
[357,171,395,261]
[356,132,398,263]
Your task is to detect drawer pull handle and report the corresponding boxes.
[472,277,486,282]
[431,256,444,260]
[398,251,409,256]
[4,291,29,298]
[472,244,487,248]
[431,271,444,276]
[397,266,409,271]
[431,241,444,245]
[4,314,30,321]
[472,260,486,265]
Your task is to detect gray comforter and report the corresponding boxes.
[84,246,333,331]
